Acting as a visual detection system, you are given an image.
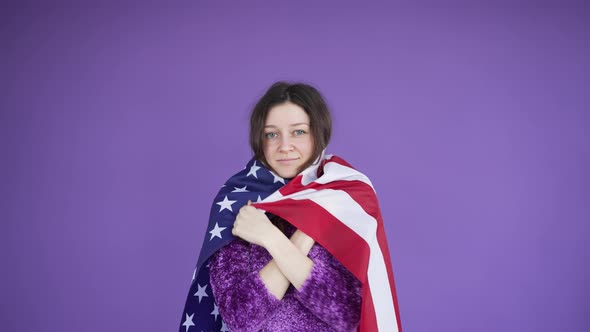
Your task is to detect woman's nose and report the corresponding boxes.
[278,136,294,152]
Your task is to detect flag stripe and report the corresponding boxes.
[257,175,400,331]
[376,220,403,332]
[180,155,402,332]
[256,198,370,280]
[320,160,402,332]
[256,198,379,331]
[289,191,397,331]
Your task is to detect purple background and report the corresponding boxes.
[2,2,589,332]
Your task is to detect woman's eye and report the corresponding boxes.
[293,130,306,136]
[265,132,278,139]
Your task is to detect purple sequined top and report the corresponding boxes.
[209,225,362,332]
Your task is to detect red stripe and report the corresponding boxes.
[377,223,403,332]
[330,182,402,331]
[322,157,403,331]
[359,287,378,332]
[254,157,402,331]
[256,198,369,281]
[256,198,379,331]
[318,155,355,170]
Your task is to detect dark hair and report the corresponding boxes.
[249,81,332,174]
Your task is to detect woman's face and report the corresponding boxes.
[263,102,315,179]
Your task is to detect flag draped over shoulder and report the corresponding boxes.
[179,155,402,332]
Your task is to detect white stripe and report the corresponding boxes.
[266,187,399,332]
[317,161,375,191]
[308,190,399,332]
[261,188,317,203]
[299,158,375,190]
[261,156,399,331]
[263,160,376,204]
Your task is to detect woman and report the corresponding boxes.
[210,82,362,331]
[179,82,401,332]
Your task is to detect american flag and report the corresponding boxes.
[179,155,402,332]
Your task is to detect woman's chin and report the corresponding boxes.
[274,167,298,180]
[277,171,297,179]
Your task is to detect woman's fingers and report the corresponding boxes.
[232,203,274,246]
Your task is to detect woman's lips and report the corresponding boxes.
[277,158,299,164]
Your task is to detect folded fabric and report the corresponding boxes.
[178,154,402,332]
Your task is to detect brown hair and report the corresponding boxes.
[249,81,332,174]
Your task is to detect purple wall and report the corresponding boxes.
[2,2,588,332]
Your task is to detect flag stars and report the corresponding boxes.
[271,171,285,184]
[211,303,220,321]
[232,185,249,193]
[247,161,261,178]
[220,320,230,332]
[216,196,237,212]
[193,283,209,303]
[256,195,263,203]
[182,313,195,332]
[209,222,227,240]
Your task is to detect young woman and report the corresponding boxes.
[179,82,401,332]
[209,82,362,331]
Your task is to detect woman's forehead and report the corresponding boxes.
[265,103,310,126]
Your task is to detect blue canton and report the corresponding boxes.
[179,159,286,332]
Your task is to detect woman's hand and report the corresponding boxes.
[232,201,279,247]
